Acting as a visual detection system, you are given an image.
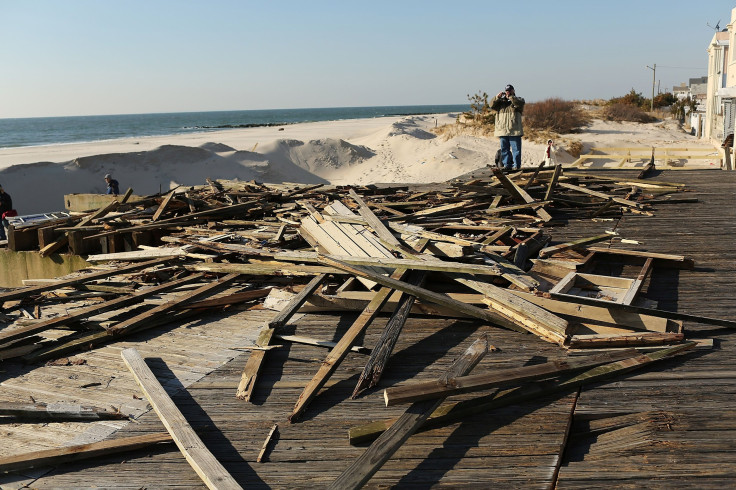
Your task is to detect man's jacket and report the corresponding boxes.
[491,95,525,137]
[0,192,11,215]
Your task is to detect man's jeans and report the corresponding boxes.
[499,136,522,170]
[0,219,8,241]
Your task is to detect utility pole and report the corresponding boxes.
[646,64,656,111]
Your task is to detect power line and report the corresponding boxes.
[656,65,705,70]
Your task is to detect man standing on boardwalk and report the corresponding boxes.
[491,84,525,171]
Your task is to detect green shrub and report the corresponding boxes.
[608,89,651,110]
[653,92,677,108]
[601,103,657,123]
[524,98,590,134]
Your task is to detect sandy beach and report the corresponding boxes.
[0,113,717,215]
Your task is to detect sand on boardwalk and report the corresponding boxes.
[0,113,718,215]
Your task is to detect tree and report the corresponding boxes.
[464,91,494,125]
[653,92,677,109]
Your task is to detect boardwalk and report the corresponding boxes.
[2,169,735,488]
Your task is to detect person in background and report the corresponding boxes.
[491,84,525,171]
[0,184,13,241]
[544,139,557,167]
[104,174,119,195]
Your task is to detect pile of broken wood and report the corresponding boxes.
[0,164,730,487]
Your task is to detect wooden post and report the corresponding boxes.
[351,270,427,398]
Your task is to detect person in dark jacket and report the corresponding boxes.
[491,84,525,171]
[104,174,120,195]
[0,184,12,240]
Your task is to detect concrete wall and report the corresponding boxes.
[0,250,90,287]
[64,193,144,212]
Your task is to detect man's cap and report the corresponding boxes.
[104,174,112,179]
[505,84,515,92]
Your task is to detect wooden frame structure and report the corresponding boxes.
[570,146,720,168]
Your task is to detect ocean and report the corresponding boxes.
[0,105,468,149]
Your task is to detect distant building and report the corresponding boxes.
[672,82,689,99]
[704,29,730,141]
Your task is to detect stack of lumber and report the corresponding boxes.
[1,166,732,488]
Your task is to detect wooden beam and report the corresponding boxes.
[452,275,568,344]
[275,334,370,354]
[86,200,259,240]
[585,246,694,269]
[352,270,427,398]
[558,182,642,208]
[235,274,328,402]
[0,402,129,421]
[121,348,242,490]
[522,161,546,190]
[20,275,239,362]
[621,257,653,305]
[383,349,638,406]
[567,331,684,349]
[182,287,271,310]
[256,424,278,463]
[274,252,506,277]
[484,201,552,215]
[330,336,488,490]
[543,291,736,328]
[544,164,562,201]
[289,268,408,421]
[269,274,329,328]
[119,187,134,204]
[348,342,695,444]
[506,290,669,332]
[317,256,524,333]
[492,168,553,221]
[77,198,120,227]
[236,327,275,400]
[22,308,204,363]
[108,274,240,336]
[348,189,402,247]
[538,233,612,258]
[187,262,334,276]
[0,258,172,307]
[481,225,514,245]
[152,189,177,221]
[0,432,173,473]
[0,274,204,346]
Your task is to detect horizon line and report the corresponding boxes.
[0,103,471,121]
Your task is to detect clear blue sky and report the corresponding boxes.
[1,0,733,118]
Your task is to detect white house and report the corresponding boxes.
[704,30,729,142]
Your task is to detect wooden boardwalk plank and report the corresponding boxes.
[121,348,243,490]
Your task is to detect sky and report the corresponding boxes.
[0,0,734,118]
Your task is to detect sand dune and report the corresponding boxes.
[0,113,714,215]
